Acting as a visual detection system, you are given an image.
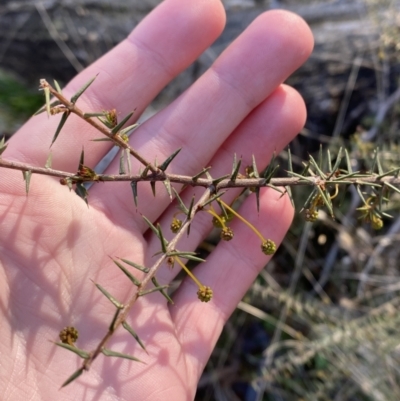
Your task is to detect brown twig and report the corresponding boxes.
[0,157,399,189]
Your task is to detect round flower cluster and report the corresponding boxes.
[197,286,213,302]
[59,326,79,346]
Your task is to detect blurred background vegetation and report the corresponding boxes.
[1,0,400,400]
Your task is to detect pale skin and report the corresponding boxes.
[0,1,313,400]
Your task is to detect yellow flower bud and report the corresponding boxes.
[261,239,276,255]
[220,226,234,241]
[197,286,213,302]
[59,326,79,346]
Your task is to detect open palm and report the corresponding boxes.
[0,1,313,400]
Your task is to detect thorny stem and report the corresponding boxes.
[39,79,159,174]
[82,188,211,370]
[1,157,400,188]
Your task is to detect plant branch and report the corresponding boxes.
[1,157,400,188]
[39,79,159,174]
[81,188,212,370]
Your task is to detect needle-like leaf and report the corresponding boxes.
[70,75,97,104]
[34,100,61,116]
[50,111,70,147]
[112,259,141,286]
[125,149,131,175]
[384,181,400,195]
[139,285,170,296]
[333,171,364,180]
[377,167,400,179]
[119,123,139,137]
[308,155,326,179]
[22,170,32,195]
[75,182,89,206]
[101,348,144,363]
[263,152,279,182]
[252,155,259,178]
[157,223,168,254]
[91,137,114,142]
[158,148,181,171]
[109,308,121,331]
[122,321,148,353]
[166,251,205,263]
[218,199,229,220]
[93,282,124,309]
[327,147,343,178]
[117,257,149,273]
[286,186,295,208]
[287,147,293,173]
[376,150,384,176]
[316,185,334,217]
[111,111,134,135]
[345,148,353,174]
[301,188,318,212]
[163,178,172,201]
[0,136,7,157]
[200,191,226,208]
[356,185,367,204]
[212,174,230,186]
[300,160,311,177]
[54,342,90,359]
[150,181,156,197]
[192,167,211,181]
[142,215,160,239]
[172,187,189,214]
[53,79,62,94]
[60,368,84,388]
[83,112,107,118]
[318,144,323,171]
[151,277,173,304]
[130,181,138,207]
[254,186,260,213]
[187,195,195,218]
[79,148,85,168]
[186,196,196,235]
[230,154,242,182]
[327,149,332,172]
[140,164,151,178]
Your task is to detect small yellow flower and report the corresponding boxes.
[59,326,79,346]
[106,109,118,128]
[197,286,213,302]
[220,226,234,241]
[170,217,183,233]
[261,240,276,255]
[304,208,318,222]
[370,214,383,230]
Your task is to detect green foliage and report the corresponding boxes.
[0,69,43,135]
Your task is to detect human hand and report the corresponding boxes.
[0,1,313,400]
